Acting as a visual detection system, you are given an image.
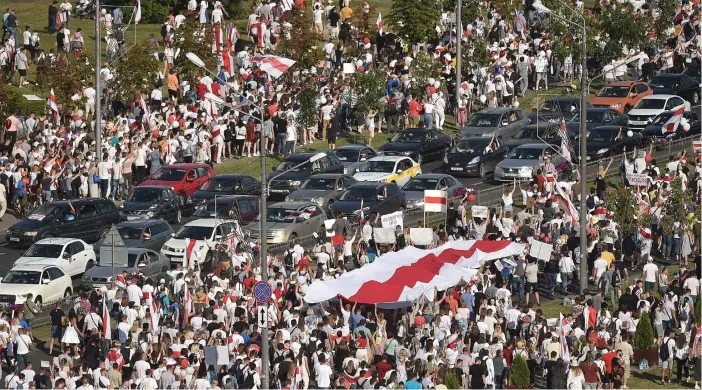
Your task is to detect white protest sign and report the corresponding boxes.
[410,228,434,246]
[324,219,336,237]
[343,63,356,74]
[373,227,397,244]
[529,240,553,261]
[381,211,404,231]
[626,173,649,186]
[471,205,489,219]
[205,346,230,365]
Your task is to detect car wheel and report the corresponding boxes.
[478,163,486,178]
[64,288,72,299]
[34,296,42,309]
[693,91,700,105]
[85,260,94,273]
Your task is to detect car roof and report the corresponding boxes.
[269,201,317,209]
[117,220,167,228]
[9,264,63,272]
[516,143,555,149]
[205,195,256,202]
[546,97,580,102]
[349,182,388,189]
[476,107,512,114]
[162,163,211,169]
[35,198,105,207]
[183,219,225,227]
[590,125,623,131]
[641,94,677,100]
[368,155,405,162]
[651,74,683,79]
[134,185,172,190]
[412,173,453,180]
[34,238,80,245]
[586,108,614,112]
[307,173,347,179]
[336,145,368,150]
[209,174,254,180]
[284,152,326,161]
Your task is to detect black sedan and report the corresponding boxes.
[378,128,451,164]
[648,74,700,105]
[328,182,406,219]
[504,123,568,152]
[93,220,174,255]
[575,126,643,162]
[564,108,628,133]
[444,137,507,178]
[120,186,185,224]
[528,97,593,123]
[640,110,701,142]
[187,174,260,206]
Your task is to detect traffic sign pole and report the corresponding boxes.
[253,278,271,389]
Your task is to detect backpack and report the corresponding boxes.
[71,34,82,51]
[243,372,256,389]
[586,195,595,210]
[659,337,672,361]
[284,250,294,270]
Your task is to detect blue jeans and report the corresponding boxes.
[111,179,123,199]
[43,190,52,202]
[512,276,525,303]
[662,235,673,258]
[561,272,570,292]
[424,113,433,129]
[277,134,286,154]
[16,353,27,373]
[8,27,18,49]
[548,273,558,293]
[672,237,681,257]
[285,140,295,156]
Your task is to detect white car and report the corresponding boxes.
[161,219,239,268]
[14,238,96,277]
[352,156,422,187]
[0,264,73,307]
[627,94,690,131]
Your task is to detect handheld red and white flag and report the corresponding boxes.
[559,312,571,361]
[424,190,448,213]
[559,120,573,162]
[554,183,578,225]
[250,54,296,79]
[139,95,151,129]
[102,297,111,340]
[213,24,223,53]
[183,287,192,326]
[149,295,160,333]
[185,238,197,269]
[135,0,142,24]
[47,89,60,124]
[377,12,383,33]
[662,107,684,134]
[358,199,364,225]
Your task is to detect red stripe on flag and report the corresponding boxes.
[425,196,447,204]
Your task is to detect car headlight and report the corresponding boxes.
[82,274,90,281]
[17,294,28,299]
[596,148,609,154]
[24,231,38,237]
[468,157,480,165]
[611,103,622,109]
[401,151,413,156]
[290,181,301,186]
[150,205,158,209]
[146,211,154,217]
[353,207,370,215]
[495,166,503,174]
[311,197,324,206]
[273,231,284,237]
[343,167,349,174]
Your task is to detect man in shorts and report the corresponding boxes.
[660,329,676,384]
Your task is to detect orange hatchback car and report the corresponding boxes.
[590,81,653,113]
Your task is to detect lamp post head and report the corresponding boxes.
[532,0,552,13]
[186,52,206,68]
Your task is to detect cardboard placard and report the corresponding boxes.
[380,211,404,231]
[205,346,230,365]
[471,205,489,219]
[626,173,649,186]
[324,219,336,237]
[373,227,396,244]
[409,228,434,246]
[529,240,553,261]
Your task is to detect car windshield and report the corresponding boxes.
[200,178,240,192]
[340,187,377,201]
[194,203,231,218]
[2,271,41,284]
[118,227,144,240]
[571,111,605,124]
[151,168,186,181]
[276,160,311,172]
[403,178,439,191]
[301,178,336,190]
[516,128,538,139]
[587,129,617,142]
[257,209,297,222]
[128,188,162,203]
[391,131,424,143]
[359,160,395,173]
[540,100,577,116]
[96,253,140,267]
[597,86,629,98]
[26,204,64,222]
[334,149,360,162]
[648,77,681,90]
[452,139,488,154]
[467,113,501,127]
[174,226,214,240]
[24,244,63,258]
[634,98,665,109]
[506,148,543,160]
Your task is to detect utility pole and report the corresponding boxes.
[578,23,588,294]
[455,0,462,117]
[94,0,102,152]
[258,98,269,390]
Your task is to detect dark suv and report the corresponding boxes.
[267,151,344,199]
[6,198,122,246]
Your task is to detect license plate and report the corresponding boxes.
[127,216,141,220]
[270,189,288,193]
[450,167,463,171]
[171,257,184,263]
[9,237,19,242]
[629,121,647,125]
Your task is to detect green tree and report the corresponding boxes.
[444,370,461,389]
[593,4,647,61]
[109,42,160,101]
[510,355,530,388]
[388,0,440,43]
[296,80,318,131]
[171,19,216,86]
[604,186,652,238]
[660,180,690,236]
[409,51,441,97]
[277,10,325,71]
[0,79,25,121]
[353,71,386,118]
[634,311,655,348]
[46,55,93,115]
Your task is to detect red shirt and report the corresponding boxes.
[211,82,221,96]
[298,257,309,270]
[602,351,616,374]
[268,103,278,117]
[581,361,599,383]
[376,361,392,381]
[503,347,514,367]
[535,175,545,193]
[588,306,596,329]
[197,83,208,100]
[243,277,257,290]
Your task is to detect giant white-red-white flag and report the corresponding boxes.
[250,54,296,79]
[662,107,684,134]
[47,89,59,124]
[102,297,111,340]
[424,190,448,213]
[377,13,383,33]
[559,120,574,162]
[135,0,142,24]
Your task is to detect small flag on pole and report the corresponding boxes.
[102,297,111,340]
[135,0,142,24]
[424,190,448,213]
[377,12,383,33]
[47,89,60,124]
[662,107,684,134]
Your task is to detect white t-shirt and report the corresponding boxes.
[593,258,608,278]
[313,8,324,24]
[642,263,658,283]
[683,277,700,296]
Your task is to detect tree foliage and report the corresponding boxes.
[444,370,461,389]
[409,51,441,97]
[0,79,25,121]
[171,19,216,86]
[46,55,93,114]
[110,42,160,101]
[277,10,326,71]
[388,0,440,43]
[510,355,531,388]
[660,179,691,236]
[296,80,319,131]
[594,4,648,60]
[353,71,386,117]
[603,187,643,238]
[634,311,655,349]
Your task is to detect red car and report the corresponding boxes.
[140,164,214,198]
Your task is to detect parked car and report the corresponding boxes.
[353,156,422,186]
[13,238,95,277]
[0,264,73,306]
[334,145,382,174]
[82,248,170,290]
[93,220,174,255]
[120,186,185,224]
[6,199,121,246]
[187,174,260,206]
[494,143,564,181]
[564,108,628,134]
[161,219,239,268]
[682,64,700,83]
[378,129,451,164]
[527,97,593,123]
[402,174,465,209]
[285,174,357,209]
[183,195,260,226]
[648,74,700,105]
[268,151,344,199]
[139,163,214,199]
[247,202,327,244]
[574,125,643,162]
[444,137,507,177]
[627,94,690,131]
[640,110,701,142]
[590,81,653,112]
[462,108,529,138]
[503,123,568,152]
[329,182,406,218]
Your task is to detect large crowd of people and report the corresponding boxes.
[0,0,701,388]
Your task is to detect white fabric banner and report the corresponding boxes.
[409,228,434,246]
[373,227,396,244]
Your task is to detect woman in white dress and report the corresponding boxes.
[199,0,208,25]
[61,315,82,356]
